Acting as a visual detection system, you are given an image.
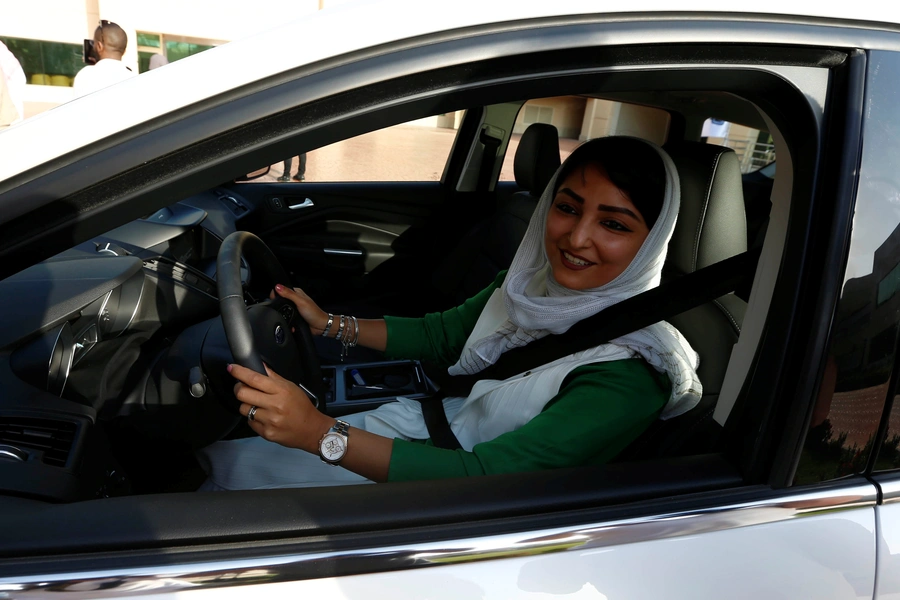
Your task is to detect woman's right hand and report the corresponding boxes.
[273,284,330,335]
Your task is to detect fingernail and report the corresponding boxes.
[275,284,284,291]
[227,364,233,372]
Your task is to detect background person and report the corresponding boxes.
[198,136,700,489]
[279,153,307,182]
[73,20,136,98]
[148,54,168,70]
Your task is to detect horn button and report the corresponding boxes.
[245,303,301,377]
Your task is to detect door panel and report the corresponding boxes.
[228,181,461,304]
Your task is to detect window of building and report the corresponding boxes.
[702,118,776,174]
[0,36,82,87]
[136,33,220,73]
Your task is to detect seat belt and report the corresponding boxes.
[477,129,502,192]
[419,247,761,450]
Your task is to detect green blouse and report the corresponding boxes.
[382,272,670,482]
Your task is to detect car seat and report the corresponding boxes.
[616,142,749,460]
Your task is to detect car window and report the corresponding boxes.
[701,118,776,174]
[498,97,670,181]
[253,113,465,184]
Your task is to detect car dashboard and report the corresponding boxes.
[0,187,255,503]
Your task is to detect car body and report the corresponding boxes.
[2,1,900,598]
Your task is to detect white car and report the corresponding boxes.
[1,1,900,598]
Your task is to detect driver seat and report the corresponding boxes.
[616,142,749,460]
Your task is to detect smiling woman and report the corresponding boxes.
[544,137,663,290]
[197,136,700,490]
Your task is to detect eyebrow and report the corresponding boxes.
[559,188,643,222]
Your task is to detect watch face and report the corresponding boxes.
[320,432,347,462]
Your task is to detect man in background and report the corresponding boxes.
[73,20,135,98]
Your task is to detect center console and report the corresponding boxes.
[321,360,430,416]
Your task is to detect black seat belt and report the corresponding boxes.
[477,129,502,192]
[419,247,761,450]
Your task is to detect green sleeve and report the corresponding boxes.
[387,358,670,481]
[383,270,507,367]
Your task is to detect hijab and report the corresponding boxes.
[447,136,702,420]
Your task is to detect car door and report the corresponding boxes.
[0,11,890,600]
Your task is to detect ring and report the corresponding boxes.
[247,405,258,422]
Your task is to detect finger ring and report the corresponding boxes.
[248,406,258,422]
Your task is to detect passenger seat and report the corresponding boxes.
[429,123,561,306]
[616,142,749,460]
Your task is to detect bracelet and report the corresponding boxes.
[321,313,334,337]
[335,314,346,341]
[339,315,359,361]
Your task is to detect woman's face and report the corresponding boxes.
[544,163,651,290]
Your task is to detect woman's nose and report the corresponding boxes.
[567,217,592,248]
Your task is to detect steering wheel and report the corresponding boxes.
[216,231,326,408]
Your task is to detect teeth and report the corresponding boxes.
[563,251,591,266]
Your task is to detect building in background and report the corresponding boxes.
[0,0,327,119]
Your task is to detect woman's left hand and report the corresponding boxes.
[229,363,333,454]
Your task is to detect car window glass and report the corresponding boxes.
[874,399,900,472]
[701,118,776,173]
[255,112,465,184]
[794,54,900,483]
[498,97,670,181]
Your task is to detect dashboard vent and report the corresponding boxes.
[0,417,77,467]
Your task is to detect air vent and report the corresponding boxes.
[0,417,76,467]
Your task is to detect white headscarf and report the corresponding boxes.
[448,136,702,420]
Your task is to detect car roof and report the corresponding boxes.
[1,0,899,184]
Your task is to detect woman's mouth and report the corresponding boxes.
[560,250,595,270]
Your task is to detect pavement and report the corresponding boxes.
[253,125,580,184]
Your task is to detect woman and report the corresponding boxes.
[197,136,701,490]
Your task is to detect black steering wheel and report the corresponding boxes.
[216,231,326,408]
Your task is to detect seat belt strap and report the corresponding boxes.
[477,129,502,192]
[419,395,462,450]
[419,247,760,449]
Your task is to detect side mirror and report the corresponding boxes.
[234,166,271,182]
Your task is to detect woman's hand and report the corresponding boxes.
[271,284,330,335]
[230,363,333,454]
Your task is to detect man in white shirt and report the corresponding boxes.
[73,21,136,98]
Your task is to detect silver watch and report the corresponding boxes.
[318,420,350,465]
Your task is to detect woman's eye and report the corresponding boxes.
[602,220,631,232]
[554,202,578,215]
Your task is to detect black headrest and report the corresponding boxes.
[514,123,561,196]
[665,142,747,275]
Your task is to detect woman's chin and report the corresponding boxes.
[550,266,596,291]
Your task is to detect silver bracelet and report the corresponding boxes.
[351,315,360,347]
[321,313,334,337]
[340,315,358,360]
[335,314,346,341]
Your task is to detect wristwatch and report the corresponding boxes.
[318,420,350,465]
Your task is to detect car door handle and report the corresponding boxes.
[289,198,315,210]
[324,248,363,257]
